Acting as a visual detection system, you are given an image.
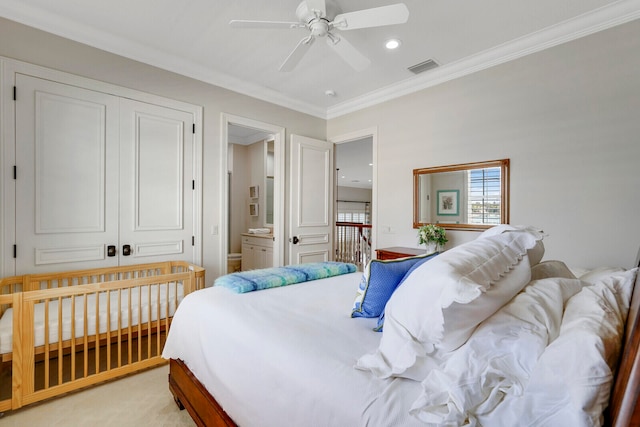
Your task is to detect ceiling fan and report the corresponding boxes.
[229,0,409,72]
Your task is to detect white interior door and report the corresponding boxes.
[15,74,120,274]
[118,99,195,266]
[288,134,333,265]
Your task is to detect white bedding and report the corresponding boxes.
[163,269,638,427]
[162,273,426,427]
[0,282,183,354]
[161,229,638,427]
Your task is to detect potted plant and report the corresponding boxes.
[417,224,448,253]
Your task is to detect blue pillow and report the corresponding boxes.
[374,253,439,331]
[351,252,439,319]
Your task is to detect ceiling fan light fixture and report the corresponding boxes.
[385,39,401,50]
[231,1,410,72]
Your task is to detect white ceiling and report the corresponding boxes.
[1,1,639,119]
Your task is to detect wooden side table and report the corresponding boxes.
[375,246,425,260]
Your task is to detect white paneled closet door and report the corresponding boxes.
[15,74,120,273]
[118,99,195,266]
[14,75,196,274]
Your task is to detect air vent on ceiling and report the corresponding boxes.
[408,59,439,74]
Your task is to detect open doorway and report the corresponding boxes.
[221,114,285,274]
[333,131,376,269]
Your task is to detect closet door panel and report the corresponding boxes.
[119,99,194,265]
[15,74,119,274]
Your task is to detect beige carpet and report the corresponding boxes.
[0,365,195,426]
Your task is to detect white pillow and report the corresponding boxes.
[356,230,541,380]
[479,224,545,265]
[578,266,626,285]
[409,277,584,425]
[531,260,576,280]
[475,268,637,427]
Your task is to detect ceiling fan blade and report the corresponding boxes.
[229,19,302,30]
[279,36,315,72]
[326,34,371,72]
[305,0,327,18]
[332,3,409,31]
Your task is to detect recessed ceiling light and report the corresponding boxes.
[385,39,401,50]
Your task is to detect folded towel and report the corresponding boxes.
[214,262,357,293]
[248,228,271,234]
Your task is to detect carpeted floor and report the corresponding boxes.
[0,365,195,426]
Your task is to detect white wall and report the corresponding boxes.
[328,19,640,269]
[0,17,326,279]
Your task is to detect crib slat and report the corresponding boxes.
[70,295,76,381]
[83,294,89,378]
[44,299,50,389]
[106,289,112,372]
[127,289,132,365]
[117,288,122,368]
[57,296,63,386]
[95,291,100,375]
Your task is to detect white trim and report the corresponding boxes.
[220,113,286,274]
[1,1,638,119]
[326,1,640,118]
[1,57,203,275]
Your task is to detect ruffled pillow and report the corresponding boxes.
[356,230,541,380]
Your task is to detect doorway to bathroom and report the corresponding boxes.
[222,114,285,274]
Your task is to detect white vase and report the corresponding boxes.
[424,242,442,254]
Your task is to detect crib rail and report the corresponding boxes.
[17,261,205,292]
[0,261,205,411]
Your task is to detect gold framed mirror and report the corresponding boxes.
[413,159,510,231]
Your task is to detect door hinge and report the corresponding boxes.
[192,123,195,134]
[13,166,17,180]
[13,86,16,101]
[192,180,195,190]
[192,236,195,246]
[13,245,17,258]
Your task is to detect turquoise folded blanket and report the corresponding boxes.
[214,262,357,293]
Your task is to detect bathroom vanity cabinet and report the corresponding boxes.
[241,234,274,270]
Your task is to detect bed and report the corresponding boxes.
[0,260,205,412]
[163,228,640,426]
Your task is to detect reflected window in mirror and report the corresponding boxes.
[413,159,509,231]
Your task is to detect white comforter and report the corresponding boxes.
[162,273,425,427]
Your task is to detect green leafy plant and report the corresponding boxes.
[417,224,448,246]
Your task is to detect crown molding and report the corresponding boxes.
[1,1,638,121]
[326,0,640,119]
[0,0,326,118]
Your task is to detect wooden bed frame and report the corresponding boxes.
[168,270,640,427]
[0,261,205,412]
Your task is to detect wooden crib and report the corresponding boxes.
[0,261,205,411]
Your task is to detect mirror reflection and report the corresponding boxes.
[413,159,510,231]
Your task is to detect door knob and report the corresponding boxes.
[122,244,132,256]
[107,245,116,257]
[292,236,299,245]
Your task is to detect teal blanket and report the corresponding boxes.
[214,262,357,293]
